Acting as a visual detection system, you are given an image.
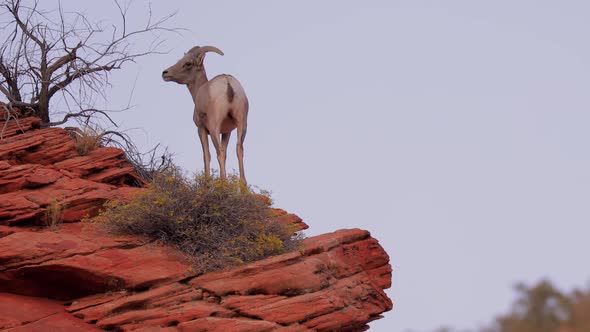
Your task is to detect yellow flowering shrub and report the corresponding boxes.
[100,168,303,272]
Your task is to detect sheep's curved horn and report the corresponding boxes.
[195,46,224,56]
[187,46,201,54]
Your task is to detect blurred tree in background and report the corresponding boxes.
[435,280,590,332]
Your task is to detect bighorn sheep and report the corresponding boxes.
[162,46,249,184]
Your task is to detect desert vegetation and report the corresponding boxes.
[44,199,63,231]
[67,125,104,156]
[100,168,303,272]
[64,124,172,183]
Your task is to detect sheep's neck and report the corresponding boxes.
[187,70,209,103]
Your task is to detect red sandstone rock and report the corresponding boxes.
[0,117,41,139]
[0,117,142,224]
[0,103,21,119]
[0,127,77,164]
[0,114,392,331]
[0,119,141,187]
[54,147,143,186]
[0,177,141,225]
[176,317,285,332]
[271,207,309,231]
[0,293,101,331]
[42,227,390,331]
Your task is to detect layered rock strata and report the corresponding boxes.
[0,111,392,331]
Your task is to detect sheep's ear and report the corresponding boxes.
[194,53,205,69]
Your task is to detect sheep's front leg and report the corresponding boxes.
[198,126,211,177]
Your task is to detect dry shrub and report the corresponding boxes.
[45,200,63,231]
[67,125,103,155]
[66,125,173,183]
[100,168,302,272]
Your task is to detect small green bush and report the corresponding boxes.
[100,168,302,272]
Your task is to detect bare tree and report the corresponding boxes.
[0,0,176,126]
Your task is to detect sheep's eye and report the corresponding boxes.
[183,62,192,68]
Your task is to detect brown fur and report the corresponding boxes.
[226,82,235,103]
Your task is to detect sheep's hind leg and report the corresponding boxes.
[221,132,231,177]
[221,131,231,156]
[209,130,227,180]
[236,123,247,185]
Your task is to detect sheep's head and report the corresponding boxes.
[162,46,224,84]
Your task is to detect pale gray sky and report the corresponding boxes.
[42,1,590,331]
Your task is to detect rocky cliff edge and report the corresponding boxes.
[0,110,392,332]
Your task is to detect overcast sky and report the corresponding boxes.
[38,1,590,331]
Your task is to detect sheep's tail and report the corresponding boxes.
[226,81,235,103]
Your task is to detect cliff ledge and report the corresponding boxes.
[0,110,392,332]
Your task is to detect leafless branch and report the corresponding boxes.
[0,101,24,139]
[47,107,117,127]
[0,0,180,125]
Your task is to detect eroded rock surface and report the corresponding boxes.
[0,112,392,331]
[0,111,142,226]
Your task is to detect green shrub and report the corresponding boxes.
[100,168,302,272]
